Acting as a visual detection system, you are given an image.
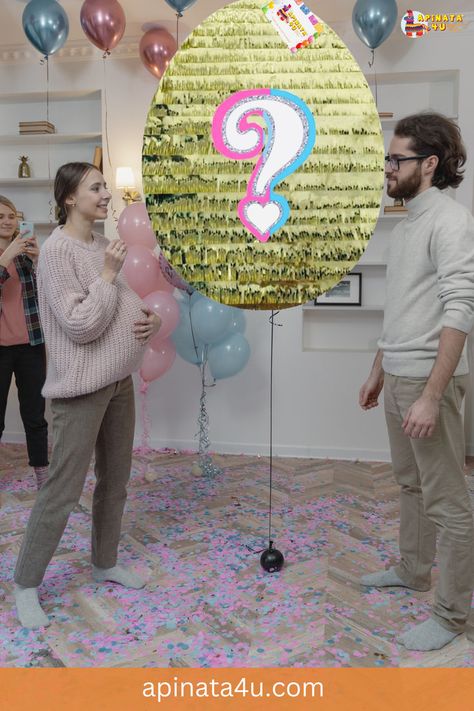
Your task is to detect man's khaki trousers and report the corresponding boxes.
[384,373,474,632]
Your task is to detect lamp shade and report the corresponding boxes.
[116,166,135,189]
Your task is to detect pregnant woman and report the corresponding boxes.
[14,162,160,628]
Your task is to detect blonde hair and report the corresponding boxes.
[0,194,19,239]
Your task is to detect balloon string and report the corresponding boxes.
[45,57,53,222]
[102,56,119,225]
[102,57,112,170]
[368,49,378,107]
[188,299,200,362]
[176,12,181,47]
[197,347,220,479]
[138,376,152,480]
[268,310,282,546]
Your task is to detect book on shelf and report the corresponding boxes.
[378,112,394,118]
[19,120,56,134]
[92,145,103,171]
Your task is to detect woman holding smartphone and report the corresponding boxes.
[13,162,161,629]
[0,195,49,489]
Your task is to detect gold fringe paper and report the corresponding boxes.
[142,0,384,308]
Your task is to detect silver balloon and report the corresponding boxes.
[352,0,398,50]
[22,0,69,57]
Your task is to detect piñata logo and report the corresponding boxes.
[401,9,431,36]
[401,9,464,36]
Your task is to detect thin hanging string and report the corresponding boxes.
[176,12,181,47]
[102,56,112,171]
[188,297,200,362]
[268,310,282,545]
[45,57,53,222]
[368,49,378,107]
[137,376,154,481]
[102,56,119,225]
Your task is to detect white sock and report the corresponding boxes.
[398,619,460,651]
[361,566,429,591]
[92,565,146,589]
[14,584,50,629]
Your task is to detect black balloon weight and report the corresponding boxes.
[260,542,284,573]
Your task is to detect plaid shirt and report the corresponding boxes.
[0,254,44,346]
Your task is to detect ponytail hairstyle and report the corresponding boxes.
[0,194,19,239]
[54,162,97,225]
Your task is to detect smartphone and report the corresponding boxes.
[19,221,34,238]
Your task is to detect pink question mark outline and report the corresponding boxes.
[212,89,271,241]
[212,88,316,242]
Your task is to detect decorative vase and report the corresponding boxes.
[18,156,31,178]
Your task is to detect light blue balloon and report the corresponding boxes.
[172,303,205,365]
[225,307,246,336]
[352,0,397,50]
[174,335,205,365]
[22,0,69,57]
[208,333,251,380]
[164,0,198,17]
[191,296,233,345]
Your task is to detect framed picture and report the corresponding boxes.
[315,273,362,306]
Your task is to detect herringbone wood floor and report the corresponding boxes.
[1,443,473,668]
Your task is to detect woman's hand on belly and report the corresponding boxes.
[133,308,162,343]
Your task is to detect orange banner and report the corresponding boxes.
[1,668,473,711]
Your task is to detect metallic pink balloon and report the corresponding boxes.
[80,0,126,53]
[139,27,177,80]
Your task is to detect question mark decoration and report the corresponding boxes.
[212,89,316,243]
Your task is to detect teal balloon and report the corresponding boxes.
[208,334,251,380]
[164,0,197,17]
[352,0,397,49]
[22,0,69,57]
[191,297,233,345]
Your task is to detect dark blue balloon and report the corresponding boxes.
[164,0,198,17]
[352,0,398,50]
[22,0,69,57]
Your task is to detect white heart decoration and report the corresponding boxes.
[244,201,282,239]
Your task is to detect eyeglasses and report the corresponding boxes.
[385,154,428,171]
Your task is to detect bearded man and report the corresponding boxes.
[359,113,474,651]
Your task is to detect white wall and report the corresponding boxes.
[2,6,473,460]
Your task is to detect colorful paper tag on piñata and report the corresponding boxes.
[262,0,322,52]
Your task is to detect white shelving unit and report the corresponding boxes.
[302,69,459,353]
[0,132,101,146]
[303,305,384,312]
[0,178,53,187]
[0,89,102,242]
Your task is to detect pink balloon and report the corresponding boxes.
[117,203,156,250]
[80,0,126,53]
[140,339,176,382]
[123,245,161,298]
[139,28,177,80]
[142,291,180,342]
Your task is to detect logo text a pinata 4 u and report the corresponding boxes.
[401,9,464,37]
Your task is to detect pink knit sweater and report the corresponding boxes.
[38,227,147,398]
